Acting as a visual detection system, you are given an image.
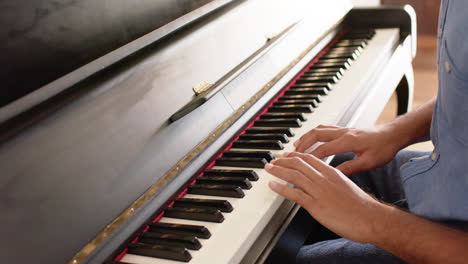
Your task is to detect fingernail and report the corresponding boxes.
[270,159,276,164]
[269,181,279,190]
[265,163,273,170]
[293,140,299,147]
[283,151,290,157]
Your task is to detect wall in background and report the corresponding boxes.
[352,0,380,6]
[382,0,441,36]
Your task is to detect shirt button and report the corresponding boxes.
[431,152,438,161]
[438,28,442,37]
[445,61,451,73]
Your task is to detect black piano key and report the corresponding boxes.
[238,133,289,143]
[148,222,211,239]
[223,149,276,161]
[310,61,351,69]
[291,83,333,90]
[278,94,322,103]
[334,42,366,49]
[321,53,358,60]
[328,46,360,52]
[342,36,371,41]
[268,104,314,113]
[296,76,339,84]
[342,32,374,39]
[337,38,368,45]
[309,62,350,70]
[254,118,302,128]
[273,100,317,109]
[216,156,271,167]
[318,57,353,64]
[139,232,201,250]
[325,50,360,58]
[301,71,343,79]
[284,88,328,96]
[231,140,284,151]
[197,176,252,189]
[307,67,345,75]
[260,112,308,121]
[165,206,225,222]
[203,169,259,181]
[127,243,191,262]
[244,127,295,137]
[329,46,363,53]
[173,197,233,212]
[188,184,245,198]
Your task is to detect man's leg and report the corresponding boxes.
[296,150,430,264]
[297,238,406,264]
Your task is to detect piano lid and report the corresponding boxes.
[0,0,234,123]
[0,0,352,263]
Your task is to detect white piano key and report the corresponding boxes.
[121,28,400,264]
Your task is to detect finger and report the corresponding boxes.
[270,157,320,180]
[264,163,314,194]
[294,128,347,153]
[316,124,338,129]
[336,156,371,176]
[310,137,353,159]
[268,181,313,206]
[283,152,331,173]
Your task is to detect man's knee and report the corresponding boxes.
[296,239,406,264]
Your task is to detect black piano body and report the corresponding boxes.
[0,1,416,263]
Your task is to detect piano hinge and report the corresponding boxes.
[192,80,213,96]
[265,33,277,42]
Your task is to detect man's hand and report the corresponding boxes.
[293,125,403,176]
[265,151,381,243]
[266,151,468,264]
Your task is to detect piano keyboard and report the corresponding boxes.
[114,28,399,264]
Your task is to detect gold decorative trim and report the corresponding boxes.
[68,21,342,264]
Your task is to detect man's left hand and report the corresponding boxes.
[265,151,382,244]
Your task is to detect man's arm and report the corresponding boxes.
[293,97,436,176]
[373,203,468,264]
[265,151,468,264]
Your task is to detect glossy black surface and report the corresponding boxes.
[139,232,202,250]
[272,100,318,109]
[127,243,192,262]
[279,95,322,103]
[148,222,211,239]
[244,127,295,137]
[173,197,233,212]
[197,176,252,189]
[188,184,245,198]
[260,112,307,121]
[254,118,302,128]
[203,169,259,181]
[291,83,333,90]
[222,150,276,161]
[165,207,225,222]
[216,156,271,167]
[0,0,216,107]
[284,88,328,96]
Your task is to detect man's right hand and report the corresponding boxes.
[294,124,403,176]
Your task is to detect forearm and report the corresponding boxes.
[380,97,436,150]
[371,204,468,264]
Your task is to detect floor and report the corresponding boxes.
[375,36,438,151]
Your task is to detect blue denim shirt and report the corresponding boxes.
[401,0,468,221]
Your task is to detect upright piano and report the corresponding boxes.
[0,0,416,263]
